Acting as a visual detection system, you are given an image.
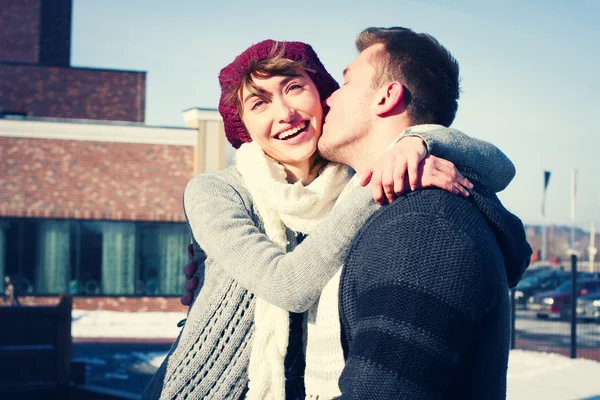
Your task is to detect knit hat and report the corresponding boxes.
[218,40,340,149]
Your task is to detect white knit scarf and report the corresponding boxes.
[235,141,355,400]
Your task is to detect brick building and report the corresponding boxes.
[0,0,145,121]
[0,0,227,311]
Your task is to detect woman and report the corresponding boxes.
[144,40,514,400]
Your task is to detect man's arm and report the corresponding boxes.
[338,198,492,399]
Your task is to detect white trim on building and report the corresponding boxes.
[0,118,197,146]
[182,108,222,125]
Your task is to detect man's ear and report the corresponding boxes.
[373,82,404,116]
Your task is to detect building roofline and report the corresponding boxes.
[183,107,218,112]
[0,118,196,146]
[0,61,147,75]
[182,108,222,124]
[1,115,188,130]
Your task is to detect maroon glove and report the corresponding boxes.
[181,244,199,306]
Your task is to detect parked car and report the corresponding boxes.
[576,292,600,322]
[521,265,554,280]
[513,270,571,308]
[527,279,600,319]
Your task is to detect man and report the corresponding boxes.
[182,27,531,399]
[316,27,531,399]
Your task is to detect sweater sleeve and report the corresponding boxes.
[400,126,515,192]
[184,174,379,313]
[338,207,488,399]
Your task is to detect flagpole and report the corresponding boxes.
[589,220,596,273]
[542,220,547,261]
[542,171,551,261]
[570,168,577,251]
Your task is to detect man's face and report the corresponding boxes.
[318,44,383,164]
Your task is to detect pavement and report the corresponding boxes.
[73,341,173,395]
[71,312,600,396]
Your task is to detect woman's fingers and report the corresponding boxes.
[405,153,421,191]
[358,169,373,187]
[425,156,474,189]
[370,162,386,205]
[381,156,398,204]
[184,276,198,292]
[366,152,474,204]
[184,262,197,278]
[181,273,198,306]
[181,292,194,306]
[392,157,407,195]
[421,159,471,198]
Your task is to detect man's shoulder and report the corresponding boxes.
[361,188,488,237]
[345,188,502,284]
[342,188,507,314]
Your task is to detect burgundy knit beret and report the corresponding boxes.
[218,40,340,149]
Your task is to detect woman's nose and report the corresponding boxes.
[277,101,296,122]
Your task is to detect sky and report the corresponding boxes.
[71,0,600,229]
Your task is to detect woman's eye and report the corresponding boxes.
[251,100,265,110]
[288,83,303,92]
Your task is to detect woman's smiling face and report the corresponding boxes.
[240,69,323,169]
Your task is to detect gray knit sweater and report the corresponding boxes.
[143,127,515,400]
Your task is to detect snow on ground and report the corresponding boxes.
[135,349,600,400]
[72,309,186,339]
[146,353,168,369]
[507,350,600,400]
[72,310,600,399]
[130,351,168,369]
[72,310,600,343]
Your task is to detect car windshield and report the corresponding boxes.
[554,281,599,292]
[521,267,552,279]
[517,278,536,289]
[555,281,577,292]
[517,270,562,288]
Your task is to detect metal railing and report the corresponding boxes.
[510,255,600,361]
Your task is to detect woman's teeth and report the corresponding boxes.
[278,122,307,140]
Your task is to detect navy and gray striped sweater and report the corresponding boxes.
[338,182,531,399]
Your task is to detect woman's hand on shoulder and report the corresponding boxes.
[359,136,473,205]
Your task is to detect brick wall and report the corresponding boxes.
[0,137,194,221]
[0,0,72,66]
[0,64,146,122]
[0,0,41,64]
[0,296,187,312]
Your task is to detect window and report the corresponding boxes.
[1,111,28,120]
[138,223,189,295]
[0,217,190,296]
